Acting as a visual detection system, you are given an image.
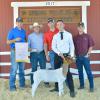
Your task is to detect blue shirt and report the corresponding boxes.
[7,26,26,49]
[28,32,44,52]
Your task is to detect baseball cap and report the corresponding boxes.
[78,22,85,27]
[16,17,23,22]
[48,18,55,23]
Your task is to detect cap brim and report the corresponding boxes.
[16,20,23,22]
[48,20,54,23]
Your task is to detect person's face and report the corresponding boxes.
[56,21,64,31]
[48,21,55,29]
[33,26,40,33]
[77,26,84,34]
[16,22,23,28]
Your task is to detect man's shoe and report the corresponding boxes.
[50,88,59,92]
[20,86,25,90]
[10,88,16,92]
[89,88,94,92]
[78,86,84,90]
[70,91,75,97]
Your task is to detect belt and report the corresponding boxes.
[63,53,70,57]
[11,48,15,51]
[30,50,44,54]
[77,53,87,57]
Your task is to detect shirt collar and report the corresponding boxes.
[78,32,86,35]
[58,30,66,34]
[15,26,22,30]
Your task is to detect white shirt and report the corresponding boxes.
[52,30,75,57]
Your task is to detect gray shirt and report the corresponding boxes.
[28,32,44,52]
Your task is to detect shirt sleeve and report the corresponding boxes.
[7,29,14,40]
[52,35,60,55]
[28,35,31,48]
[88,34,95,47]
[69,34,75,57]
[44,33,48,44]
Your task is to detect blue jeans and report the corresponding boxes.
[49,50,55,69]
[76,56,94,89]
[9,50,25,90]
[30,51,46,84]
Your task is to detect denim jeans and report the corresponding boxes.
[76,56,94,89]
[49,50,55,69]
[9,50,25,90]
[30,51,46,84]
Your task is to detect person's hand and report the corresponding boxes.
[59,53,65,60]
[28,48,32,52]
[46,55,50,62]
[84,53,90,58]
[15,37,21,42]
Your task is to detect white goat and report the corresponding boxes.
[32,68,66,96]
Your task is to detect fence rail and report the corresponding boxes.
[0,50,100,78]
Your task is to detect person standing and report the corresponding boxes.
[74,22,94,92]
[52,19,75,97]
[44,18,58,69]
[28,22,46,85]
[7,17,26,91]
[44,18,58,88]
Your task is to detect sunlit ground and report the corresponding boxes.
[0,78,100,100]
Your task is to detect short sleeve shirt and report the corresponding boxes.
[7,26,26,49]
[44,28,58,51]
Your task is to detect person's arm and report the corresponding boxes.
[52,35,59,55]
[7,38,21,44]
[87,34,95,56]
[52,35,65,59]
[25,31,27,42]
[44,43,48,57]
[87,47,93,56]
[43,33,50,61]
[7,29,21,44]
[69,34,75,58]
[28,35,32,52]
[44,43,50,61]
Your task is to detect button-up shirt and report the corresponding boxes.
[28,32,44,52]
[74,33,95,56]
[52,30,75,57]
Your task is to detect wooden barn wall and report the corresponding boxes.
[0,0,100,77]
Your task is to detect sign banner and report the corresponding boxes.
[20,7,81,24]
[15,43,29,62]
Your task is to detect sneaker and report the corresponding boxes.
[50,88,59,92]
[89,88,94,92]
[70,91,75,97]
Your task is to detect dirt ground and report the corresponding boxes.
[0,78,100,100]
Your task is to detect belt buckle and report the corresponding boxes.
[37,50,43,54]
[63,53,69,57]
